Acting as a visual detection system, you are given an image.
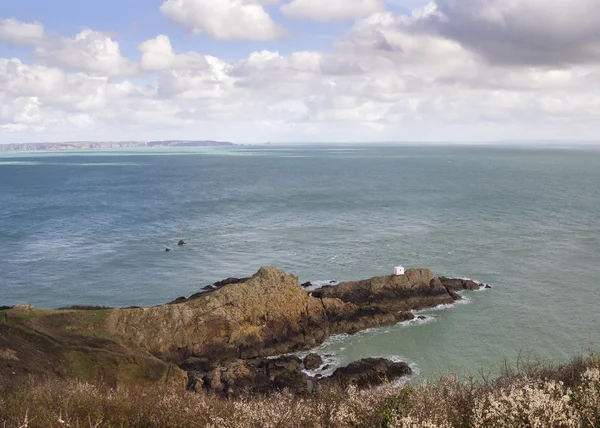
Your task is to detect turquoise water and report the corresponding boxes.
[1,145,599,378]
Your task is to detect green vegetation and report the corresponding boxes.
[1,356,599,427]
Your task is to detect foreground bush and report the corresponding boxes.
[1,357,599,427]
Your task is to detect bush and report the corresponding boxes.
[1,357,599,427]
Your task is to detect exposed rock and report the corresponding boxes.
[202,285,215,291]
[321,298,415,335]
[301,282,313,288]
[108,267,330,362]
[165,248,172,252]
[323,358,412,389]
[178,240,187,246]
[57,305,114,311]
[313,269,454,312]
[168,297,187,305]
[303,353,323,370]
[108,267,472,365]
[185,356,311,396]
[0,306,13,311]
[439,277,482,292]
[485,284,492,289]
[212,277,250,289]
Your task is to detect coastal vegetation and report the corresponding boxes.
[1,355,598,427]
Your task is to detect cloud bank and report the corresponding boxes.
[1,0,600,143]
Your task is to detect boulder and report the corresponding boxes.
[177,240,187,246]
[303,353,323,370]
[323,358,412,389]
[301,282,313,288]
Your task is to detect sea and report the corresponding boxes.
[1,144,599,380]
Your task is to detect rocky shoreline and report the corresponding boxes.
[0,267,490,396]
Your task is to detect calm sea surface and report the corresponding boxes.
[1,145,599,378]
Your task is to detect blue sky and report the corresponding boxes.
[0,0,418,61]
[1,0,600,144]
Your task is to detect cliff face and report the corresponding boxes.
[108,267,330,361]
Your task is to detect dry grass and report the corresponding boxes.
[1,356,599,427]
[0,349,19,361]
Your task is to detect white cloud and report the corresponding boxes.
[281,0,385,21]
[139,35,209,71]
[35,30,137,77]
[160,0,285,41]
[0,18,45,45]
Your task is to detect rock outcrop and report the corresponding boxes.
[303,353,323,371]
[184,355,312,396]
[108,267,482,364]
[322,358,412,389]
[438,277,485,292]
[108,267,330,362]
[313,269,455,311]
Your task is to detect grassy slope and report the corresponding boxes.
[0,307,185,389]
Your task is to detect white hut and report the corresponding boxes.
[394,266,405,276]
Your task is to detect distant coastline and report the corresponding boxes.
[0,140,235,152]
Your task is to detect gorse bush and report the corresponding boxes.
[1,357,599,427]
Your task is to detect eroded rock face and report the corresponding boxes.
[108,267,330,362]
[322,358,412,389]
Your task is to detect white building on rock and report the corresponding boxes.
[394,266,405,276]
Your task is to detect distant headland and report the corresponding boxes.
[0,140,235,152]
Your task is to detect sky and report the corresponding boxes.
[1,0,600,144]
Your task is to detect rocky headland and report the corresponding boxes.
[0,267,489,396]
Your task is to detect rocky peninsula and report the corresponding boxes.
[0,267,488,396]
